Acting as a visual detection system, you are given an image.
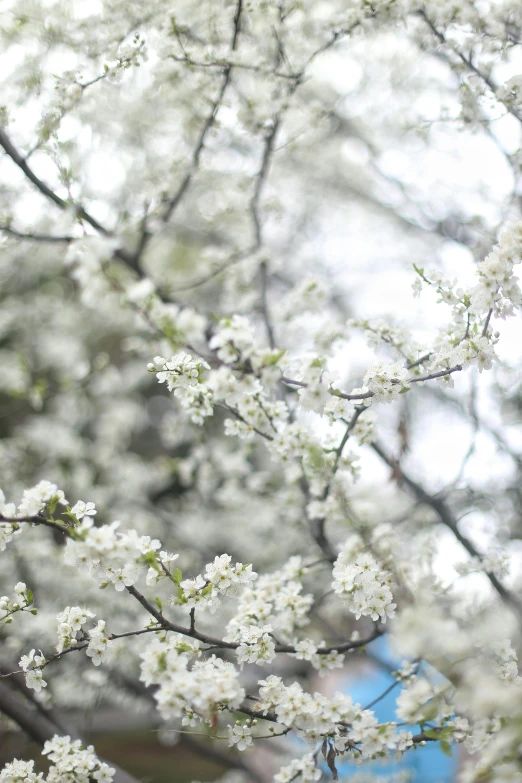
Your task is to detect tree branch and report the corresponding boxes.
[0,129,140,272]
[371,440,522,614]
[161,0,243,223]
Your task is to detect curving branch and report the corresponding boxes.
[0,225,75,243]
[371,440,522,614]
[418,10,522,126]
[127,583,383,655]
[161,0,244,224]
[0,129,140,273]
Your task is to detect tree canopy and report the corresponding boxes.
[1,1,522,782]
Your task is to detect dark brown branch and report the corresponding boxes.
[0,129,140,272]
[482,307,493,337]
[418,10,522,126]
[0,225,75,243]
[308,406,366,562]
[281,364,463,403]
[0,627,160,679]
[371,440,522,614]
[0,514,70,535]
[126,585,380,655]
[162,0,243,223]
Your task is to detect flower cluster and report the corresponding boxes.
[209,315,256,363]
[361,361,410,406]
[17,481,67,517]
[86,620,111,666]
[395,676,450,723]
[0,482,67,531]
[235,624,276,666]
[332,552,396,623]
[0,759,43,783]
[176,554,257,612]
[0,520,19,552]
[205,554,258,595]
[496,75,522,110]
[428,335,498,383]
[64,518,161,591]
[485,639,521,684]
[149,353,209,397]
[0,582,35,624]
[36,73,83,141]
[0,735,114,783]
[56,606,95,653]
[19,649,47,692]
[258,675,412,760]
[44,734,114,783]
[469,220,522,318]
[225,557,313,646]
[324,393,357,422]
[140,293,207,347]
[140,636,244,721]
[273,753,321,783]
[409,220,522,390]
[227,723,253,751]
[149,353,213,425]
[294,355,333,413]
[64,236,118,305]
[104,33,147,83]
[290,636,346,678]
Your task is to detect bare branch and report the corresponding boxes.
[0,225,75,243]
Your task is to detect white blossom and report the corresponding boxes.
[332,551,396,622]
[227,724,253,751]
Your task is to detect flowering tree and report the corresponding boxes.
[1,1,522,781]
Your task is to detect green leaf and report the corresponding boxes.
[263,349,286,366]
[440,740,452,758]
[155,597,163,611]
[25,589,33,605]
[173,567,183,584]
[138,551,159,568]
